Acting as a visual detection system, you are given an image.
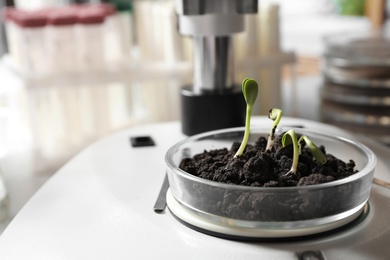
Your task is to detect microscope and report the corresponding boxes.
[175,0,258,135]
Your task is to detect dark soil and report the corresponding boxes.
[180,134,357,188]
[178,133,361,221]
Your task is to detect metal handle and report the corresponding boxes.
[153,174,170,213]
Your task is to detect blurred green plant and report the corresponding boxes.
[333,0,366,16]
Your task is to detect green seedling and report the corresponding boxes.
[266,108,283,151]
[234,78,258,158]
[282,130,326,175]
[282,130,300,174]
[298,135,327,165]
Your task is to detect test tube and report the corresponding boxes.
[75,6,106,71]
[12,10,49,74]
[114,1,133,60]
[90,2,133,66]
[46,9,78,74]
[95,3,123,66]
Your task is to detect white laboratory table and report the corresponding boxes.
[0,117,390,259]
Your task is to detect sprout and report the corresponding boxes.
[234,78,258,158]
[266,108,282,151]
[298,135,327,165]
[282,130,327,174]
[282,130,299,174]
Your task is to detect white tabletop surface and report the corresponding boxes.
[0,117,390,259]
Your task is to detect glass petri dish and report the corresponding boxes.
[165,127,376,233]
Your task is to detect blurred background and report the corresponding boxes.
[0,0,388,231]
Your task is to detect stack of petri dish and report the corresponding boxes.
[321,31,390,145]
